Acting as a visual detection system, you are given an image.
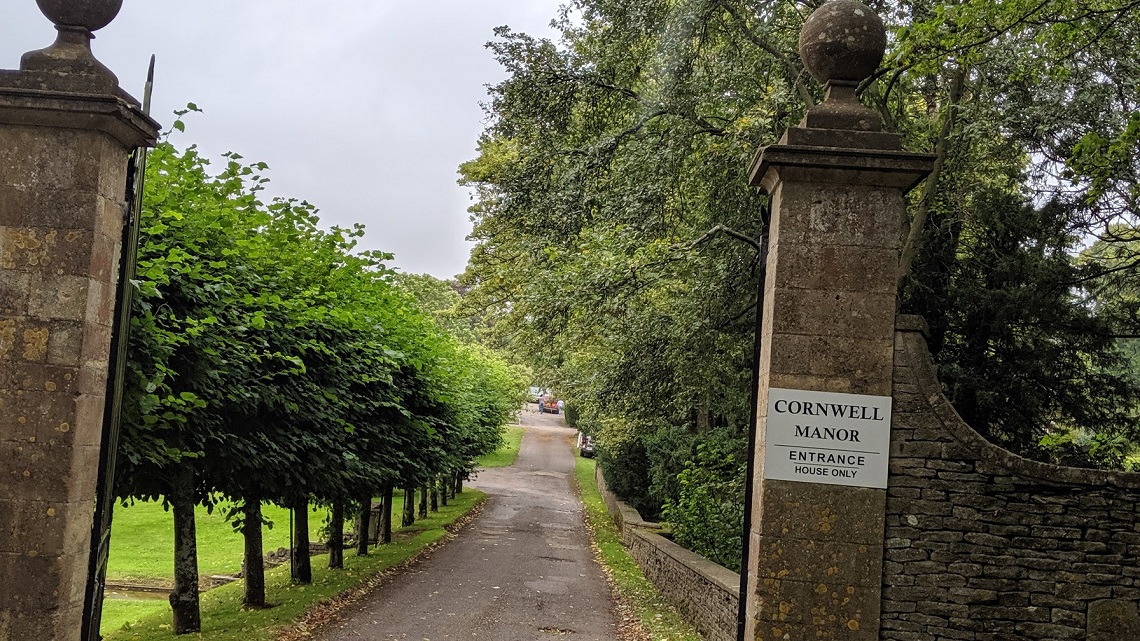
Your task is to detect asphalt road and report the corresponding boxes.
[315,407,619,641]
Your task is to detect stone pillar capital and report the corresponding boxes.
[0,85,159,150]
[750,143,936,194]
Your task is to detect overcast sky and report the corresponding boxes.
[0,1,563,278]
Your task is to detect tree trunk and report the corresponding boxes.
[242,499,266,608]
[169,468,201,634]
[328,500,344,569]
[291,498,312,584]
[402,486,415,527]
[418,484,428,518]
[452,471,461,497]
[438,475,448,507]
[897,65,967,288]
[430,481,439,512]
[355,492,371,556]
[381,484,394,544]
[696,399,710,432]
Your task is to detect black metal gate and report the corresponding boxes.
[80,57,155,641]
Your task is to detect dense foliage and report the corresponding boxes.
[459,0,1140,569]
[113,111,524,632]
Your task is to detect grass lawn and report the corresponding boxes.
[101,490,485,640]
[475,424,525,468]
[574,456,701,641]
[99,431,509,638]
[102,598,170,636]
[107,502,332,583]
[101,493,414,633]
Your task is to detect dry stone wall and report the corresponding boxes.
[624,528,740,641]
[595,467,740,641]
[885,316,1140,641]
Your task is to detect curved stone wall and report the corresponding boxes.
[884,315,1140,640]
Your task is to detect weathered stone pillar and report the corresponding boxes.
[0,3,157,639]
[743,2,934,639]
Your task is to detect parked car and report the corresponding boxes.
[528,386,543,403]
[576,432,595,458]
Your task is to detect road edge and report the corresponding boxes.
[276,495,489,641]
[572,455,704,641]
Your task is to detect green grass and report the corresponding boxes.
[107,502,331,583]
[476,424,525,468]
[101,597,170,634]
[100,499,361,633]
[574,456,702,641]
[102,490,485,640]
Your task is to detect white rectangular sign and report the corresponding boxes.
[763,388,891,489]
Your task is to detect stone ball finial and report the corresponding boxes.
[36,0,124,32]
[799,0,887,85]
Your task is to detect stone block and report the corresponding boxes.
[79,319,113,364]
[0,270,29,315]
[45,320,84,366]
[754,535,883,587]
[770,242,898,295]
[0,387,74,446]
[1015,621,1084,639]
[0,501,14,553]
[769,181,902,250]
[84,277,117,328]
[0,364,81,413]
[0,227,59,273]
[1,227,94,278]
[0,127,106,193]
[757,480,886,544]
[76,363,108,395]
[753,576,880,636]
[768,287,896,342]
[89,225,122,283]
[0,184,102,230]
[1,499,67,556]
[19,320,50,362]
[72,394,106,448]
[25,273,89,321]
[764,373,861,394]
[1056,583,1113,601]
[0,551,58,611]
[0,440,73,502]
[66,444,102,503]
[766,333,893,396]
[0,318,15,362]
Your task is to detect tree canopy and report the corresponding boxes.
[112,111,525,629]
[457,0,1140,567]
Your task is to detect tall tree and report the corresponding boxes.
[458,0,1140,561]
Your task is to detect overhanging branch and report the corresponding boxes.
[689,224,763,252]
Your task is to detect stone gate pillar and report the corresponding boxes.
[0,2,158,639]
[743,2,934,639]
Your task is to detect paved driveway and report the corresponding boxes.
[315,409,619,640]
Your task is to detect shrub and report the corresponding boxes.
[661,437,746,572]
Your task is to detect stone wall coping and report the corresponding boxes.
[595,465,663,531]
[620,505,661,531]
[897,316,1140,489]
[0,83,158,148]
[627,527,741,594]
[894,313,929,336]
[749,143,936,193]
[594,464,741,641]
